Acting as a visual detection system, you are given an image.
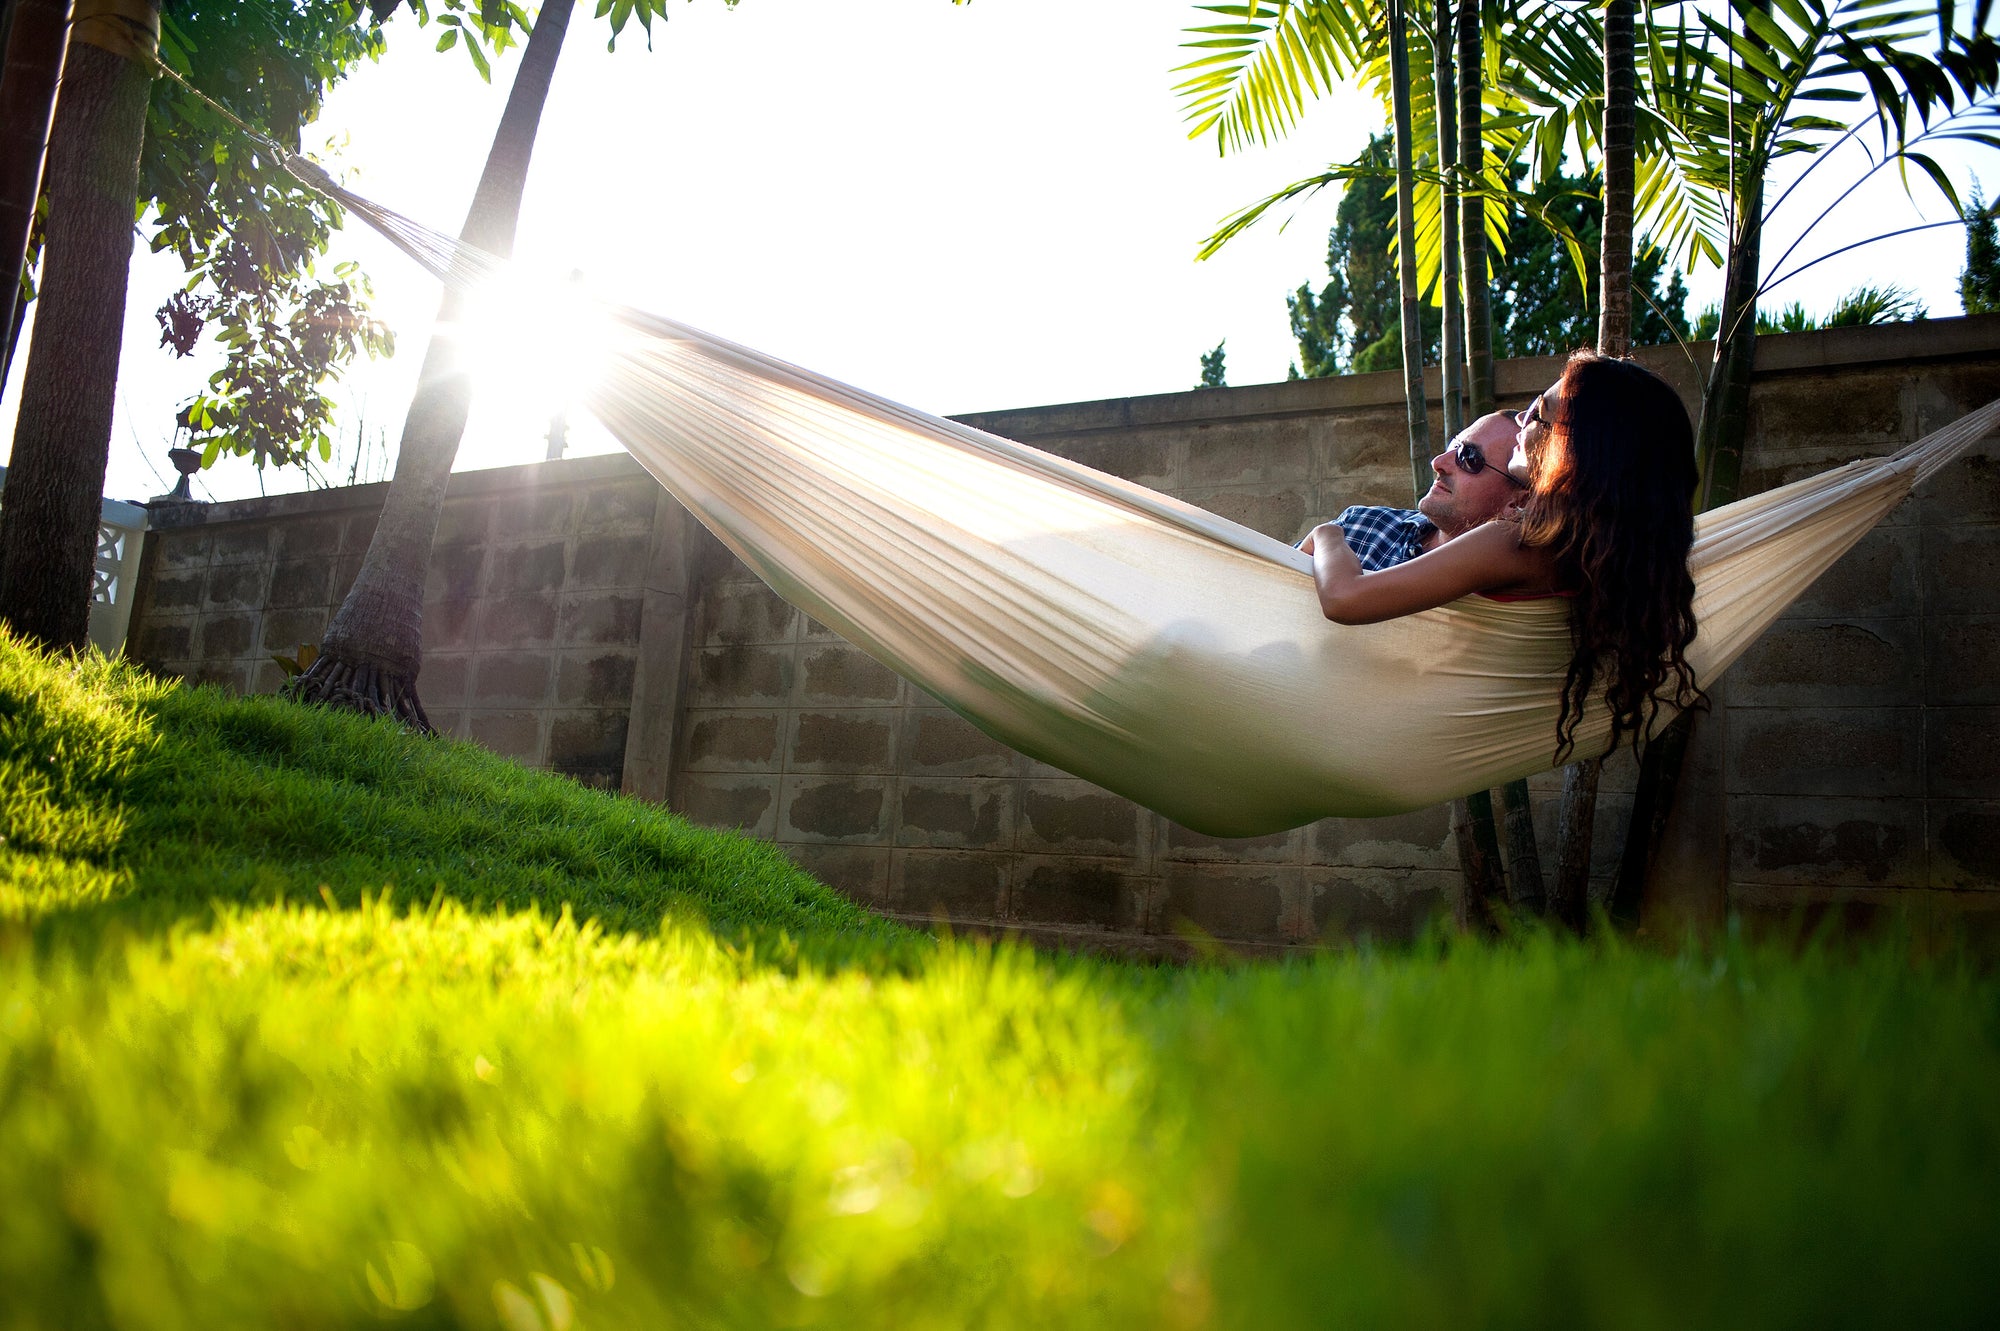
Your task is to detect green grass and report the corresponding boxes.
[3,632,1997,1328]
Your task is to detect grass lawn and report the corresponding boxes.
[3,631,1996,1328]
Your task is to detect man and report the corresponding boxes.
[1323,411,1530,570]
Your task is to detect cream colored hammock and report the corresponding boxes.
[318,169,2000,838]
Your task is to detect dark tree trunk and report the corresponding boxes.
[1433,0,1463,440]
[1386,0,1430,499]
[1549,0,1639,931]
[290,0,576,725]
[1697,184,1763,511]
[1453,787,1506,933]
[0,20,153,649]
[1498,777,1544,910]
[1456,0,1492,417]
[0,0,68,392]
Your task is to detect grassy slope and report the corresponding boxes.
[3,634,1998,1329]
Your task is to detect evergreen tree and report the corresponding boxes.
[1964,184,2000,316]
[1198,339,1227,388]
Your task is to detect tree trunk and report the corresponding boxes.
[1452,787,1506,933]
[0,0,68,393]
[1498,777,1544,910]
[289,0,576,725]
[1433,0,1463,440]
[1549,0,1639,931]
[1456,0,1492,417]
[1697,185,1763,511]
[0,12,154,649]
[1386,0,1430,499]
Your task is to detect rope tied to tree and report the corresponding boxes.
[69,0,160,61]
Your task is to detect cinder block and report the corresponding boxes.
[267,560,331,609]
[1159,864,1294,943]
[275,516,344,560]
[900,709,1016,777]
[433,499,492,547]
[206,563,267,610]
[797,644,902,704]
[787,844,891,902]
[1009,856,1149,930]
[1166,822,1300,864]
[1189,487,1308,543]
[556,650,638,707]
[895,778,1011,849]
[683,711,784,770]
[471,652,553,707]
[688,646,793,705]
[482,542,562,597]
[1309,411,1414,482]
[1923,525,2000,616]
[1018,781,1142,857]
[1930,801,2000,890]
[1044,432,1175,488]
[199,614,255,660]
[210,526,271,564]
[251,660,290,696]
[558,592,645,647]
[1728,618,1922,708]
[341,513,378,553]
[695,582,797,646]
[1726,707,1922,798]
[1727,794,1925,888]
[1917,444,2000,527]
[1181,418,1313,487]
[422,598,480,652]
[780,776,893,844]
[259,608,324,654]
[570,533,651,589]
[148,571,204,610]
[468,709,545,763]
[191,662,251,694]
[1928,708,2000,799]
[1307,804,1453,869]
[483,593,560,647]
[799,613,845,643]
[135,620,193,663]
[1927,617,2000,705]
[885,849,1006,920]
[1304,867,1458,943]
[549,710,629,778]
[673,774,779,836]
[788,711,896,773]
[416,653,471,710]
[492,489,575,540]
[332,555,363,601]
[1776,527,1918,621]
[579,481,659,531]
[156,532,211,569]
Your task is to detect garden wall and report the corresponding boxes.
[125,315,2000,952]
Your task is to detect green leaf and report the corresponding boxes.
[436,28,458,51]
[465,36,491,81]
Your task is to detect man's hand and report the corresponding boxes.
[1298,524,1345,557]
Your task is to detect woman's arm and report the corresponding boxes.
[1302,520,1544,624]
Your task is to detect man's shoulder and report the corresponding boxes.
[1336,504,1424,528]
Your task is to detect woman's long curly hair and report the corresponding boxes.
[1519,350,1704,759]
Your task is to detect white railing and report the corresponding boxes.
[0,464,150,656]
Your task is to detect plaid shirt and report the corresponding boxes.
[1331,505,1435,571]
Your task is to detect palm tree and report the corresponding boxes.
[0,1,158,648]
[288,0,577,725]
[0,0,69,389]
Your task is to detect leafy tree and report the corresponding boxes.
[1198,339,1229,386]
[1691,282,1927,336]
[1964,182,2000,314]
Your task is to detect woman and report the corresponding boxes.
[1299,350,1703,759]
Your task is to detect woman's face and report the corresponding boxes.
[1511,380,1564,479]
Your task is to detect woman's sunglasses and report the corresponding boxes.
[1447,437,1529,488]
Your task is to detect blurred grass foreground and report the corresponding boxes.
[3,629,1997,1329]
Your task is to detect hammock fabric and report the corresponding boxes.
[303,161,2000,837]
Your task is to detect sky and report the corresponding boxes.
[1,0,1991,504]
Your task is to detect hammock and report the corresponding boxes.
[302,163,2000,837]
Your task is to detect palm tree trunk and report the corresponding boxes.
[1548,0,1639,932]
[1456,0,1493,417]
[1433,0,1463,440]
[0,7,155,649]
[0,0,68,394]
[1387,0,1429,499]
[289,0,576,725]
[1697,185,1763,511]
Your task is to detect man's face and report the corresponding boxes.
[1417,412,1528,538]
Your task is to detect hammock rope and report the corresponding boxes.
[245,148,1999,836]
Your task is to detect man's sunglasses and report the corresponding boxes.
[1447,437,1529,488]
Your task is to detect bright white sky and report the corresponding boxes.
[0,0,1989,503]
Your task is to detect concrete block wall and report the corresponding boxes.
[122,316,2000,952]
[130,454,689,794]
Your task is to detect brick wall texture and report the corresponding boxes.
[125,317,2000,953]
